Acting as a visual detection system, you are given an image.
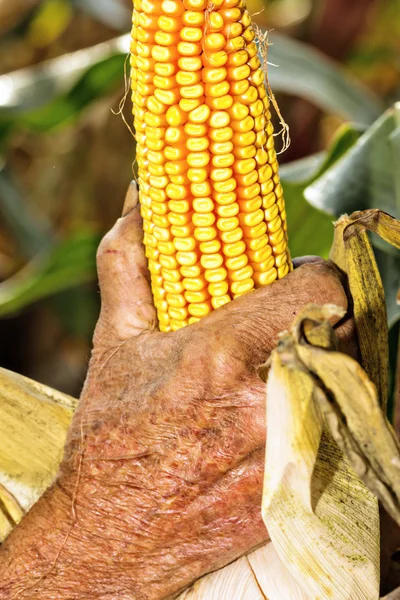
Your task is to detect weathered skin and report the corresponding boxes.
[0,184,355,599]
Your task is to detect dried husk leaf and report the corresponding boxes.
[0,483,24,540]
[0,366,76,541]
[261,311,380,600]
[296,341,400,527]
[246,542,310,600]
[348,210,400,250]
[329,209,400,411]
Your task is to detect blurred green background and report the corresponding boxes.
[0,0,399,397]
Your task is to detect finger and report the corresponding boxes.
[95,182,157,341]
[204,261,349,368]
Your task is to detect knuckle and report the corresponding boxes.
[207,330,247,384]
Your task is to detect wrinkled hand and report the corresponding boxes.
[0,184,352,600]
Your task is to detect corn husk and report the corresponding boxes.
[178,542,308,600]
[330,209,400,412]
[0,367,76,542]
[261,304,381,599]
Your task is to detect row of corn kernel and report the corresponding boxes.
[133,0,209,328]
[206,49,270,294]
[142,0,224,326]
[132,2,194,334]
[239,8,291,283]
[198,3,264,299]
[131,7,171,329]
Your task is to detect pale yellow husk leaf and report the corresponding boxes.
[0,366,76,541]
[177,542,309,600]
[261,304,381,600]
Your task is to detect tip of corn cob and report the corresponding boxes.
[131,0,291,332]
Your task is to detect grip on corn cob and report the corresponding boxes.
[131,0,291,332]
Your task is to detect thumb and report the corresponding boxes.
[95,182,157,342]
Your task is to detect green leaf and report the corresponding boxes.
[71,0,130,31]
[283,183,334,259]
[0,231,101,317]
[267,32,383,125]
[20,54,125,131]
[281,110,400,333]
[0,166,51,258]
[299,108,400,333]
[0,36,127,115]
[51,286,100,338]
[304,108,400,218]
[279,152,326,183]
[281,123,365,259]
[0,37,127,140]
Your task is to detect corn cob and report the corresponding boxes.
[130,0,291,332]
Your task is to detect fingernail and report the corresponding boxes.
[292,256,323,269]
[122,181,139,217]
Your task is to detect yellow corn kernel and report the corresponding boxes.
[173,237,196,252]
[209,126,233,143]
[182,276,207,291]
[170,319,188,330]
[230,278,254,295]
[206,94,233,110]
[183,11,205,27]
[180,264,202,278]
[193,197,214,212]
[162,268,181,282]
[201,253,224,269]
[208,11,224,30]
[191,181,212,196]
[184,122,208,137]
[188,301,212,318]
[253,267,277,287]
[220,228,243,244]
[204,267,228,283]
[202,67,228,84]
[238,197,262,213]
[158,15,180,32]
[274,252,288,268]
[229,264,254,282]
[208,281,229,297]
[212,154,235,169]
[204,33,226,52]
[187,137,209,152]
[185,290,210,303]
[202,50,228,68]
[223,240,246,258]
[194,226,218,242]
[178,56,202,72]
[193,213,216,226]
[216,203,239,217]
[252,255,275,273]
[131,0,291,331]
[200,239,221,254]
[211,295,231,309]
